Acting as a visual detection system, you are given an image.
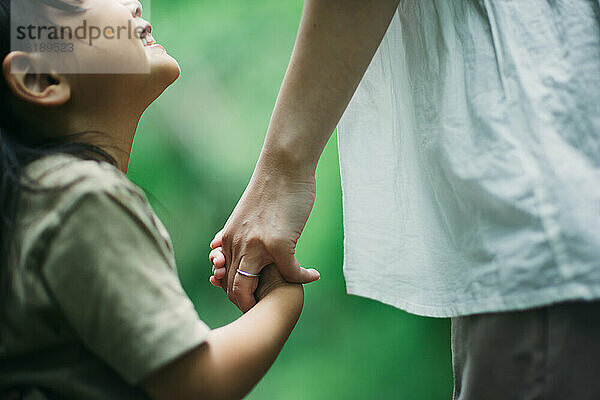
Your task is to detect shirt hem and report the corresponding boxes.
[345,278,600,318]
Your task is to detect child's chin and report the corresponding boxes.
[151,57,181,87]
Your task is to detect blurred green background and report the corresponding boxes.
[127,1,452,398]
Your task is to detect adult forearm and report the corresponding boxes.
[209,0,401,312]
[260,0,400,176]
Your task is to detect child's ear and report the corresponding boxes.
[2,51,71,107]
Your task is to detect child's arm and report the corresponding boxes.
[141,265,303,400]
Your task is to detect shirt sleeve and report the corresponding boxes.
[38,187,211,386]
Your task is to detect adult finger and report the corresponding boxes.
[230,255,261,312]
[274,252,320,284]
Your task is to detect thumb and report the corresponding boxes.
[275,254,320,284]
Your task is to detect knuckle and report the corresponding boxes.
[231,234,244,250]
[221,232,230,246]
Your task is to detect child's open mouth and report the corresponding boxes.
[140,24,157,47]
[141,32,156,47]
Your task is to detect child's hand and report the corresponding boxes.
[254,264,292,301]
[208,246,227,288]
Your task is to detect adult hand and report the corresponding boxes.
[209,162,320,312]
[207,0,401,312]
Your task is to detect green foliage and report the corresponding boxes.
[128,1,452,398]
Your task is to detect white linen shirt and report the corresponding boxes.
[337,0,600,317]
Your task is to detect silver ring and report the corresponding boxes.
[236,268,260,278]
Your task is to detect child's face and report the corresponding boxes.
[3,0,180,146]
[48,0,179,76]
[39,0,180,111]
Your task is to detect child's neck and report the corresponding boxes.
[66,109,143,174]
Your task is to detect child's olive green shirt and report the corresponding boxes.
[0,153,210,400]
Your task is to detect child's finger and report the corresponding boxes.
[210,229,224,249]
[209,275,222,288]
[209,247,225,268]
[214,267,226,279]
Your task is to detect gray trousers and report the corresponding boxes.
[451,301,600,400]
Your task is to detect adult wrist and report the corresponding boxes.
[258,138,319,180]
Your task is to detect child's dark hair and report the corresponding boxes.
[0,0,119,311]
